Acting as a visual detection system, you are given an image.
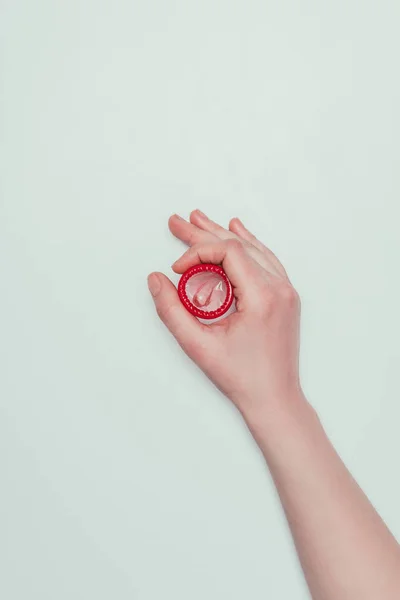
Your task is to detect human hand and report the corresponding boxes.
[149,212,400,600]
[147,210,303,427]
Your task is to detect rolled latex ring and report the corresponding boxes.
[177,263,234,320]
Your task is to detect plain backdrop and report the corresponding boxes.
[1,1,400,599]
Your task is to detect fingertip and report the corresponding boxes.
[150,270,167,279]
[168,213,185,229]
[171,246,197,273]
[171,260,186,274]
[225,237,245,253]
[149,271,205,343]
[168,214,176,231]
[147,272,162,297]
[189,209,204,224]
[229,217,244,230]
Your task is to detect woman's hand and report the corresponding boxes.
[147,210,303,427]
[148,212,400,600]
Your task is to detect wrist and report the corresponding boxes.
[240,389,317,456]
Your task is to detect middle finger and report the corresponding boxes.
[168,214,217,247]
[189,209,283,277]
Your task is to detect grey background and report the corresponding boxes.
[1,1,399,598]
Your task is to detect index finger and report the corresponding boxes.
[172,239,266,304]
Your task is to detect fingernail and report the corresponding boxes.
[195,209,207,218]
[172,213,184,220]
[147,273,161,297]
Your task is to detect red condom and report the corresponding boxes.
[178,264,234,320]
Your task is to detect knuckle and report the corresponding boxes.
[278,282,300,306]
[186,230,198,246]
[156,302,176,324]
[155,304,166,321]
[240,238,253,249]
[254,281,300,316]
[190,242,201,254]
[226,238,243,253]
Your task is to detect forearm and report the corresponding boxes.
[152,212,400,598]
[245,394,400,600]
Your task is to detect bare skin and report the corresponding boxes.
[147,210,400,600]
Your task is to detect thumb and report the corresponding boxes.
[147,272,205,353]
